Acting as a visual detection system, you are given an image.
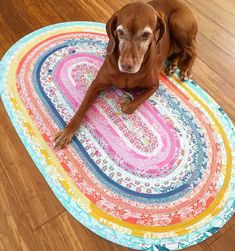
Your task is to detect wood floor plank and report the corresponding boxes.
[208,0,235,17]
[210,225,235,251]
[190,58,235,122]
[0,0,33,46]
[75,0,115,22]
[196,32,235,87]
[0,15,14,56]
[185,242,213,251]
[33,211,131,251]
[0,159,40,251]
[0,0,95,58]
[103,0,131,11]
[181,1,235,59]
[0,103,65,230]
[185,0,235,35]
[49,0,94,22]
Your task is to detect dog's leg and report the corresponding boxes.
[166,53,180,76]
[179,39,196,81]
[54,81,105,149]
[169,8,197,81]
[121,85,158,114]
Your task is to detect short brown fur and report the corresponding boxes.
[54,0,197,149]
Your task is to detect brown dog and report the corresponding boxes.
[54,0,197,149]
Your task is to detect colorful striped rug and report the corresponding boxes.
[1,22,235,251]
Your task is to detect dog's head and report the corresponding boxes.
[106,2,166,74]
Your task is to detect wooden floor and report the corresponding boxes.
[0,0,235,250]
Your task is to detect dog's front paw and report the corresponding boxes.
[166,63,177,76]
[180,68,192,81]
[121,102,136,114]
[54,128,75,149]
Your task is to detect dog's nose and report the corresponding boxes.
[121,59,134,72]
[121,64,132,71]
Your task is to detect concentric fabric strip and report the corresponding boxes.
[1,22,235,251]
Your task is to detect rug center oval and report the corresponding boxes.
[50,52,181,179]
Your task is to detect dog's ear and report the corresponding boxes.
[106,14,118,55]
[155,13,166,44]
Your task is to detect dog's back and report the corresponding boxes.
[148,0,181,17]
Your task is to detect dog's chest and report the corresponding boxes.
[114,73,154,90]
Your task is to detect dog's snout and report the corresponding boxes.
[120,58,135,72]
[121,63,132,71]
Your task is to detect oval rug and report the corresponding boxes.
[1,22,235,251]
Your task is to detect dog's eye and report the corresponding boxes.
[117,30,124,38]
[141,32,151,40]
